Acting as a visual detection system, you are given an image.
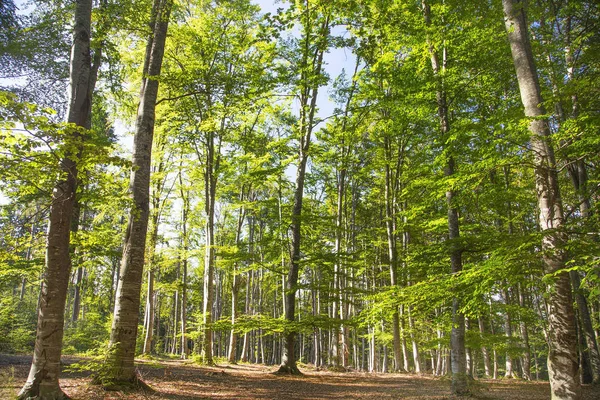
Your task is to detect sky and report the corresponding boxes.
[110,0,357,155]
[253,0,358,121]
[0,0,358,216]
[3,0,357,134]
[0,0,358,174]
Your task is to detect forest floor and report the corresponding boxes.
[1,354,600,399]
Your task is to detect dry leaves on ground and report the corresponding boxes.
[1,355,599,399]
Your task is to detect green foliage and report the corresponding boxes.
[63,312,111,354]
[0,297,36,353]
[0,0,598,381]
[65,342,122,386]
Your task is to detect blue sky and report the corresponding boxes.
[253,0,357,120]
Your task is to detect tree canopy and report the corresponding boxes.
[0,0,599,399]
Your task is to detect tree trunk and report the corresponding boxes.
[518,284,532,380]
[384,135,403,372]
[70,203,83,323]
[179,172,189,359]
[422,0,467,393]
[571,270,600,383]
[465,318,473,378]
[332,166,345,367]
[142,269,155,354]
[278,9,329,375]
[503,288,514,378]
[228,196,246,364]
[106,0,172,386]
[478,317,491,378]
[19,0,95,397]
[400,305,410,371]
[502,1,580,398]
[409,307,421,374]
[71,266,84,323]
[181,256,188,358]
[279,150,308,375]
[202,128,217,365]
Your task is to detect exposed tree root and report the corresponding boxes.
[17,367,71,400]
[99,373,154,393]
[274,364,302,375]
[17,383,71,400]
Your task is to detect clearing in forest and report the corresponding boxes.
[1,355,600,399]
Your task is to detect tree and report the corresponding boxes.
[18,0,97,397]
[421,0,467,392]
[105,0,172,386]
[277,0,331,375]
[502,0,580,398]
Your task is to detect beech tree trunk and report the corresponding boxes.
[278,8,329,375]
[503,288,514,378]
[228,194,246,364]
[179,171,189,359]
[422,0,467,394]
[331,166,344,367]
[279,150,308,375]
[384,135,403,372]
[478,316,491,377]
[502,0,580,398]
[202,128,218,365]
[142,133,169,355]
[518,284,532,380]
[142,268,155,354]
[70,203,83,323]
[409,307,421,373]
[571,270,600,383]
[383,132,412,374]
[106,0,172,386]
[18,0,95,398]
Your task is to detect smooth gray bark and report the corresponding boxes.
[518,284,532,380]
[503,288,514,378]
[18,0,95,398]
[478,316,491,377]
[502,0,580,398]
[179,171,190,359]
[422,0,467,394]
[384,134,403,372]
[228,193,247,363]
[202,127,218,365]
[106,0,172,386]
[278,9,329,375]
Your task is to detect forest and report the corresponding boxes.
[0,0,599,399]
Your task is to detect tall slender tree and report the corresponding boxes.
[502,0,580,398]
[421,0,467,394]
[278,0,330,374]
[18,0,96,397]
[105,0,172,386]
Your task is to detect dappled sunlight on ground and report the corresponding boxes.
[2,355,599,399]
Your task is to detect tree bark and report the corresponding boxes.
[278,8,329,375]
[228,194,246,364]
[422,0,467,394]
[18,0,95,398]
[571,270,600,383]
[518,284,532,380]
[385,146,403,372]
[503,288,514,378]
[142,268,155,354]
[478,316,491,377]
[408,307,421,373]
[502,0,580,398]
[202,129,218,364]
[70,205,83,323]
[179,171,189,359]
[106,0,172,386]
